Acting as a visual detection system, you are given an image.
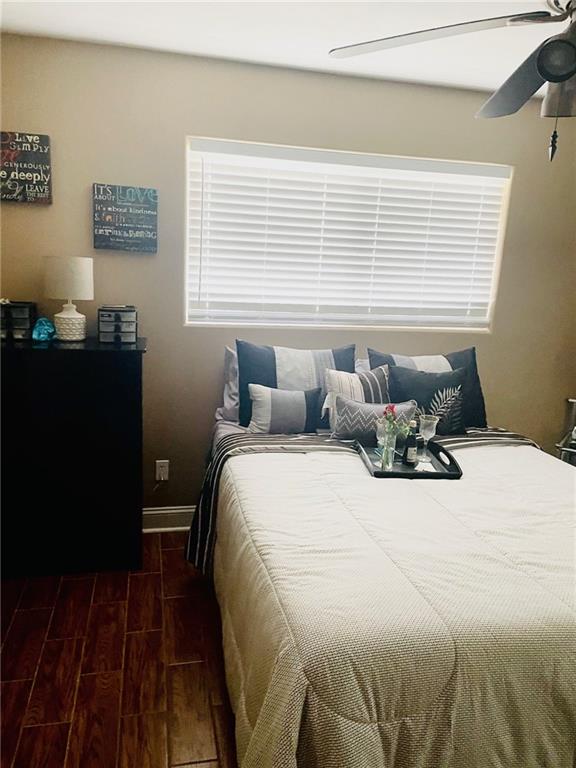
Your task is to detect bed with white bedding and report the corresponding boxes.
[188,432,576,768]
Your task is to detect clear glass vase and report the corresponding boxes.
[377,422,397,471]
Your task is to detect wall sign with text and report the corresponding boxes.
[0,132,52,204]
[93,183,158,253]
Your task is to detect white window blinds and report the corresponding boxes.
[186,139,511,328]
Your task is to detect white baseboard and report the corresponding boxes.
[143,505,195,532]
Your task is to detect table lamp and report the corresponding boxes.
[44,256,94,341]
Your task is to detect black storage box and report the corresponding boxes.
[1,301,37,340]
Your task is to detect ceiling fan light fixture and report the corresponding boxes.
[536,38,576,81]
[541,75,576,115]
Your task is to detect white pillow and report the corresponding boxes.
[215,346,239,423]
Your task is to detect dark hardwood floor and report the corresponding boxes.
[0,532,237,768]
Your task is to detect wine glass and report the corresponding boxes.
[419,415,439,463]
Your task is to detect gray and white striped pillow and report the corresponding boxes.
[236,340,356,428]
[248,384,322,434]
[324,365,390,428]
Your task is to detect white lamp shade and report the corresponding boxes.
[45,257,94,301]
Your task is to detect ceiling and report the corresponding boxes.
[1,1,563,93]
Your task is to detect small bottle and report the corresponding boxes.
[402,420,418,466]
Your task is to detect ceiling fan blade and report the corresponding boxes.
[329,11,557,59]
[477,46,546,118]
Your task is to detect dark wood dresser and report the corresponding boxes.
[1,338,146,576]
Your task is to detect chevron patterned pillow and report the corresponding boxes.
[332,395,417,445]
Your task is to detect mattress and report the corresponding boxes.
[211,442,576,768]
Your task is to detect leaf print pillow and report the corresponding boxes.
[387,366,466,435]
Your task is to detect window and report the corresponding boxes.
[186,138,511,329]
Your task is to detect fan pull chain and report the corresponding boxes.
[549,116,559,162]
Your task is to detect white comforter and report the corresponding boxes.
[212,444,576,768]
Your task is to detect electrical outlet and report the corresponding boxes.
[155,459,169,482]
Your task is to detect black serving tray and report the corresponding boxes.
[356,440,462,479]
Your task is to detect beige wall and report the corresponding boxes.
[1,33,575,507]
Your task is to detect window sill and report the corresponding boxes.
[183,320,492,333]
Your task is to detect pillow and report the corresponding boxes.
[236,340,356,428]
[217,345,239,422]
[367,347,486,428]
[387,366,466,435]
[248,384,321,434]
[331,395,417,445]
[355,358,370,373]
[217,345,360,425]
[324,365,390,429]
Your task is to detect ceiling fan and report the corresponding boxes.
[329,1,576,157]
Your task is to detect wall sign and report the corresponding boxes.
[93,183,158,253]
[0,132,52,204]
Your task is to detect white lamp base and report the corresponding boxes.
[54,302,87,341]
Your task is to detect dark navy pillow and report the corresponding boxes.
[387,366,466,436]
[368,347,486,428]
[237,340,356,428]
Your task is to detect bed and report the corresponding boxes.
[188,428,576,768]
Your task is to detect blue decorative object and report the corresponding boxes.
[32,317,56,341]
